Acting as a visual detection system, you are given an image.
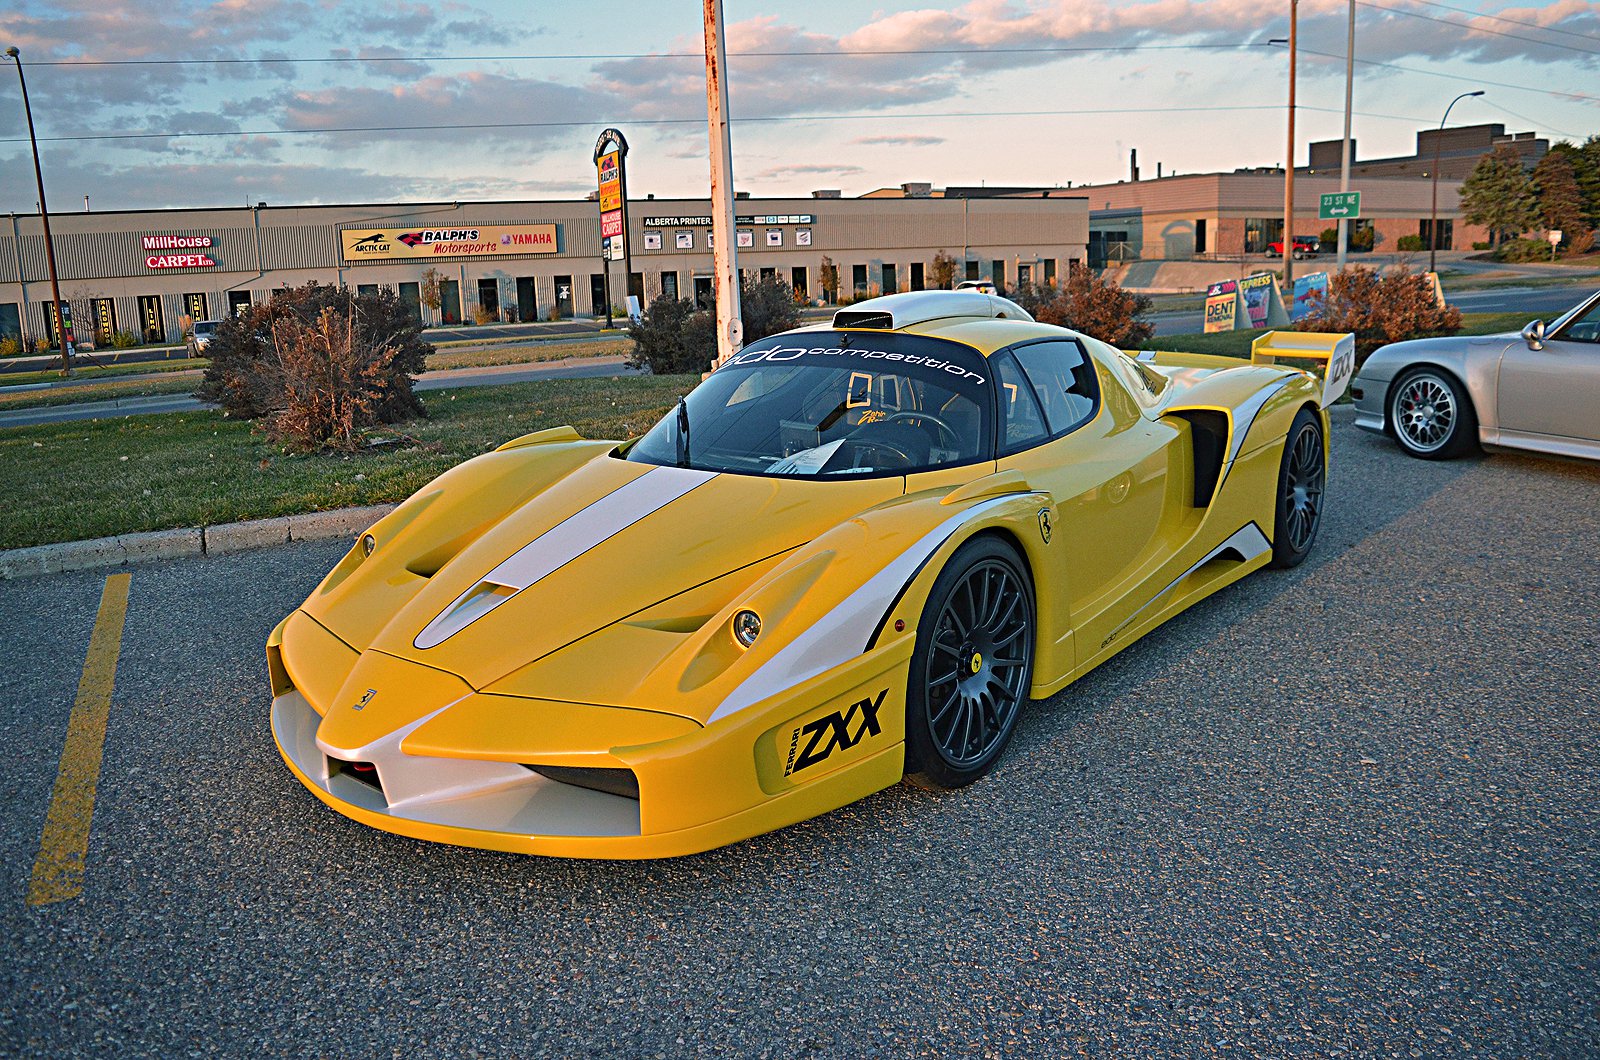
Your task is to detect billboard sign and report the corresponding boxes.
[1291,272,1329,322]
[341,225,556,260]
[1239,273,1280,329]
[594,128,630,271]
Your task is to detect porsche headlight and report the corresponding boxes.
[732,609,762,648]
[361,533,377,557]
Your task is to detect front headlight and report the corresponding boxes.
[732,609,762,648]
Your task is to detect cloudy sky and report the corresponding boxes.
[1,0,1596,211]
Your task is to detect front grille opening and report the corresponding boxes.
[525,764,640,800]
[329,757,384,793]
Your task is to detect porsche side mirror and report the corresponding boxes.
[1522,319,1546,351]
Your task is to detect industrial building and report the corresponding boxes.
[0,194,1089,349]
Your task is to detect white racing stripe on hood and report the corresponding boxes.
[707,494,1025,724]
[414,464,717,650]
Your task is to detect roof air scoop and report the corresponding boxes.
[831,290,1034,331]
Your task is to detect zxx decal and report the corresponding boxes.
[784,690,886,776]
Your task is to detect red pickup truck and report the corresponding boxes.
[1267,235,1321,259]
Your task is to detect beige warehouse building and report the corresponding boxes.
[0,195,1089,349]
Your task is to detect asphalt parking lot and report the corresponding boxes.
[2,406,1596,1057]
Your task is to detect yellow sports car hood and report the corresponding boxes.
[331,455,902,696]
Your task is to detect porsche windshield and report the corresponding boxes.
[625,331,994,477]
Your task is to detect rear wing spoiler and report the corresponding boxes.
[1250,331,1355,407]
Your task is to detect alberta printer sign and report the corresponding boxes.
[143,234,217,269]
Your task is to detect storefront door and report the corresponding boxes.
[554,275,573,318]
[589,275,606,316]
[227,291,253,317]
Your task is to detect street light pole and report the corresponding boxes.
[1337,0,1355,274]
[1282,0,1298,296]
[6,46,73,375]
[1430,90,1485,274]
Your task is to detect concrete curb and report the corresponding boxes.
[0,503,397,580]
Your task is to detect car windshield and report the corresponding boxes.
[623,330,994,478]
[193,322,216,336]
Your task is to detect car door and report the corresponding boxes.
[1497,298,1600,443]
[993,341,1186,659]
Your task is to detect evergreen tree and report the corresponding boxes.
[1549,138,1600,230]
[1533,152,1586,240]
[1460,145,1539,246]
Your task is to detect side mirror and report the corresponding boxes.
[1521,319,1546,351]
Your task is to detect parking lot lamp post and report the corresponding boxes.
[6,46,72,375]
[1430,90,1485,274]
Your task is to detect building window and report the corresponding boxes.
[589,275,606,316]
[1420,218,1453,251]
[520,277,540,321]
[1043,259,1057,286]
[42,301,63,348]
[790,266,808,298]
[1017,263,1032,289]
[91,298,117,345]
[852,263,868,296]
[398,282,422,321]
[0,302,20,343]
[910,262,925,291]
[661,271,679,302]
[476,278,499,318]
[965,259,979,282]
[227,291,253,317]
[553,275,574,318]
[880,263,896,295]
[1195,218,1208,255]
[760,266,776,284]
[439,279,461,324]
[990,260,1005,294]
[185,293,208,321]
[137,295,165,343]
[1243,217,1283,254]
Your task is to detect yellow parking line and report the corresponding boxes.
[26,573,131,907]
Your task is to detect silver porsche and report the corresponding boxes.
[1351,289,1600,461]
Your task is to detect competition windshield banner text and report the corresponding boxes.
[341,225,557,260]
[1204,280,1238,333]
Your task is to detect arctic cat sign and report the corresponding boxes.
[340,224,558,260]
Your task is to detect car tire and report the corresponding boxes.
[1270,407,1325,569]
[904,535,1035,791]
[1387,366,1478,460]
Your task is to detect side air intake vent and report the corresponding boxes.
[832,310,894,329]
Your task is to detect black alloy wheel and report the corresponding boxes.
[1270,407,1326,569]
[905,536,1035,790]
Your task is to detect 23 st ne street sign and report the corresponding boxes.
[1319,191,1362,221]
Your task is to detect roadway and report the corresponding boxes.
[2,407,1597,1056]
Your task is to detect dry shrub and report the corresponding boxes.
[1294,265,1461,360]
[199,283,429,450]
[1034,266,1154,347]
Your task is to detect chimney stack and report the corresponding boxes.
[1130,149,1140,182]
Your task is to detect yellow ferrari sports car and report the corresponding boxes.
[268,290,1352,858]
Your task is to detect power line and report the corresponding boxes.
[21,43,1256,67]
[1372,0,1600,43]
[0,102,1516,147]
[1354,0,1600,56]
[1293,45,1600,103]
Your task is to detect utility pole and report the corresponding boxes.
[6,46,73,375]
[1337,0,1354,274]
[1282,0,1298,296]
[703,0,741,369]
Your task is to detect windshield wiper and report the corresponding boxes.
[675,397,691,468]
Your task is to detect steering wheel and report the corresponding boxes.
[882,410,962,450]
[844,436,916,470]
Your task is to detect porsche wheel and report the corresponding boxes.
[1388,367,1478,460]
[1270,407,1324,569]
[904,536,1035,790]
